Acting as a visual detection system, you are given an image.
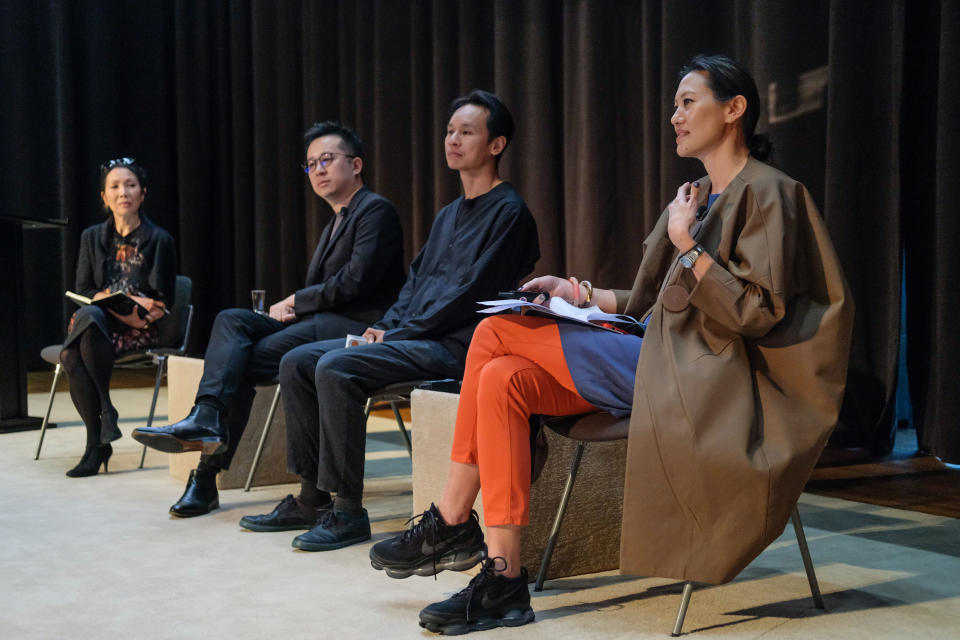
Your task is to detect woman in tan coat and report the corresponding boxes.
[370,54,853,634]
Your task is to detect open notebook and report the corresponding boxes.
[65,290,146,316]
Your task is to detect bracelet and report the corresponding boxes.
[580,280,593,308]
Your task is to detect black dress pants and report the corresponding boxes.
[195,308,368,469]
[279,338,463,500]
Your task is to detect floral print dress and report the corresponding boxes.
[67,224,160,356]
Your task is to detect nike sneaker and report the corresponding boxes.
[418,557,534,634]
[370,503,486,578]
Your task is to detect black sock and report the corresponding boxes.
[334,495,364,515]
[195,460,220,479]
[298,478,331,508]
[196,396,226,414]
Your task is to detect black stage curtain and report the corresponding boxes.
[3,0,958,462]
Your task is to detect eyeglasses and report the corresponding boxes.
[100,157,136,171]
[301,152,356,174]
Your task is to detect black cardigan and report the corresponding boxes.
[75,215,178,307]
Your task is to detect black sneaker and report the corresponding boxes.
[419,557,534,635]
[370,504,486,578]
[291,508,371,551]
[238,494,332,532]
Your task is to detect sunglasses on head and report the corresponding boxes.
[100,157,136,171]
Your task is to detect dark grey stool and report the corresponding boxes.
[243,379,460,492]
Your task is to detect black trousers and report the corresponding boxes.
[195,308,368,469]
[279,337,463,500]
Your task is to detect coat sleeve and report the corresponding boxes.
[687,184,791,339]
[613,289,632,314]
[380,205,538,342]
[293,200,403,316]
[147,229,178,308]
[75,229,100,297]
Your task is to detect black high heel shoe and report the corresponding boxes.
[66,443,113,477]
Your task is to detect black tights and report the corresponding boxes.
[59,327,116,446]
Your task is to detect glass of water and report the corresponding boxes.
[251,289,266,315]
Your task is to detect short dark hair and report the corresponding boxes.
[679,54,772,161]
[99,157,147,192]
[447,89,515,165]
[303,121,365,159]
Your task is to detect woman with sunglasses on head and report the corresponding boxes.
[370,55,853,635]
[60,158,176,477]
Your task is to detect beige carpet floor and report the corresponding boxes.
[2,387,958,639]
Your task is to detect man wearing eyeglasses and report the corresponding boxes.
[236,90,540,553]
[133,121,404,518]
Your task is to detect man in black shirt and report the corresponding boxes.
[238,90,539,552]
[132,122,404,517]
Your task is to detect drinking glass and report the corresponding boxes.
[251,289,266,315]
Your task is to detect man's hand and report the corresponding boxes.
[269,293,297,323]
[362,327,385,344]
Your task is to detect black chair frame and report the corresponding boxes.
[34,276,194,467]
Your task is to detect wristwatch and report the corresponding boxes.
[679,244,705,268]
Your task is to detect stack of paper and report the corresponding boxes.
[476,297,643,335]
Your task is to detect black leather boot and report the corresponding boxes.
[132,404,226,455]
[169,469,220,517]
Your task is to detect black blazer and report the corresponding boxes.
[294,186,404,324]
[75,215,177,307]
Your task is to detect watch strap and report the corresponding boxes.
[680,244,705,268]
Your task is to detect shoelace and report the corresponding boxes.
[461,556,507,622]
[317,509,338,527]
[400,508,444,578]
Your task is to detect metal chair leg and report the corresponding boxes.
[34,363,62,460]
[390,400,412,456]
[534,440,586,592]
[668,505,821,637]
[791,505,824,609]
[671,581,694,636]
[244,385,281,492]
[139,355,167,468]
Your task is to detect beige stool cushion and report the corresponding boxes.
[410,389,626,581]
[166,355,297,489]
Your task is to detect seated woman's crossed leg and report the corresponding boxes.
[369,314,596,633]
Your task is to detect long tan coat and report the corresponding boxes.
[615,158,853,584]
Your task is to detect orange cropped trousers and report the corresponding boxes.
[450,314,597,526]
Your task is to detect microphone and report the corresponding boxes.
[696,205,708,221]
